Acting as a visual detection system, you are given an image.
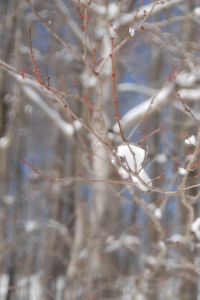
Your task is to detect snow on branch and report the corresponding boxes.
[176,69,200,87]
[191,218,200,240]
[0,61,81,138]
[113,0,184,29]
[55,0,92,50]
[114,144,152,192]
[104,233,141,253]
[113,82,175,132]
[117,83,158,97]
[178,88,200,101]
[22,86,81,137]
[73,0,107,16]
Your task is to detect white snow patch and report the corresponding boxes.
[147,204,162,219]
[194,7,200,17]
[0,274,9,300]
[185,135,197,146]
[108,3,119,20]
[104,233,141,252]
[129,27,135,37]
[147,203,156,211]
[79,248,88,259]
[25,221,39,233]
[178,167,187,175]
[47,220,68,236]
[179,88,200,101]
[168,234,186,243]
[158,240,166,250]
[120,233,141,247]
[4,195,15,205]
[146,256,157,266]
[56,276,66,300]
[176,72,197,87]
[155,153,167,164]
[191,218,200,240]
[81,73,97,88]
[15,274,43,300]
[154,208,162,219]
[115,144,152,192]
[0,136,9,149]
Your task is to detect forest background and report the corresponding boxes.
[0,0,200,299]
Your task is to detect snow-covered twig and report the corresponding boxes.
[113,82,175,132]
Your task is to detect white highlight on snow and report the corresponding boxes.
[158,240,166,250]
[56,276,66,300]
[25,221,39,233]
[168,234,186,243]
[81,73,97,88]
[0,136,9,149]
[104,233,141,253]
[120,233,141,247]
[178,88,200,101]
[4,195,15,205]
[176,71,200,87]
[105,236,121,252]
[155,153,167,164]
[129,27,135,37]
[115,144,152,192]
[16,275,43,300]
[0,274,9,300]
[146,256,157,266]
[108,3,119,20]
[194,7,200,17]
[154,208,162,219]
[79,248,88,259]
[191,218,200,240]
[147,204,162,219]
[178,167,187,175]
[185,135,197,146]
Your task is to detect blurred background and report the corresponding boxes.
[0,0,200,299]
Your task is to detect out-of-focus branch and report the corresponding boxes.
[0,61,81,138]
[54,0,92,50]
[22,86,81,137]
[72,0,107,16]
[176,69,200,87]
[179,126,200,236]
[113,0,185,29]
[117,83,158,97]
[25,0,93,70]
[178,88,200,101]
[113,82,175,132]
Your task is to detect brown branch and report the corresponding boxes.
[177,93,200,124]
[25,0,93,70]
[15,152,200,196]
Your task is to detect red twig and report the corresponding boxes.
[177,93,200,124]
[26,0,92,71]
[109,37,126,141]
[15,152,200,196]
[137,123,167,144]
[28,26,45,86]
